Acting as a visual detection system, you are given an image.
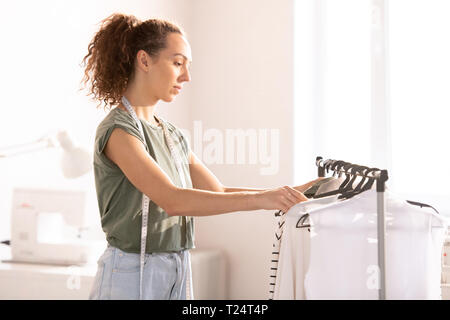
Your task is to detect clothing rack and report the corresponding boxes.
[315,156,389,300]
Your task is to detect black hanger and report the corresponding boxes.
[359,168,380,192]
[324,164,364,199]
[330,160,345,178]
[351,166,371,191]
[337,161,349,178]
[339,167,378,200]
[322,159,335,175]
[338,163,357,188]
[296,213,310,230]
[406,200,439,214]
[312,162,355,199]
[339,165,362,192]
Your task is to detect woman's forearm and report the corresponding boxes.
[168,187,261,217]
[223,186,267,193]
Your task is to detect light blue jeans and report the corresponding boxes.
[88,245,193,300]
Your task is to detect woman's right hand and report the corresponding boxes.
[256,186,309,213]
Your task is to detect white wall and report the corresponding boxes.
[189,0,298,299]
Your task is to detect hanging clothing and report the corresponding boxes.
[272,188,448,300]
[269,176,343,299]
[270,195,339,299]
[304,189,447,299]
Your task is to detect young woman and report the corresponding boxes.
[82,13,319,300]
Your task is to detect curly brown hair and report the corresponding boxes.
[81,13,184,110]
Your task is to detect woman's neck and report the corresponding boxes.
[120,86,160,126]
[117,103,161,127]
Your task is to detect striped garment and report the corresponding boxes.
[268,179,341,299]
[268,210,286,299]
[268,209,310,300]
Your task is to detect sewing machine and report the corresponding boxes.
[7,188,98,266]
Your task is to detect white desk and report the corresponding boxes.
[0,245,226,300]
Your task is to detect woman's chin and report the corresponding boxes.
[162,95,176,103]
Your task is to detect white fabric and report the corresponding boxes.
[269,178,343,299]
[268,211,285,300]
[272,195,339,299]
[303,189,447,299]
[273,189,448,300]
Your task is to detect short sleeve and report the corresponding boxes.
[94,119,146,170]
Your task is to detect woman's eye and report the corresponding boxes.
[175,62,183,66]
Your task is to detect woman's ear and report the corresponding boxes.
[136,50,151,71]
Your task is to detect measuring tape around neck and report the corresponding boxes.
[121,96,191,300]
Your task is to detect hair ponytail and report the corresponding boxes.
[81,13,184,109]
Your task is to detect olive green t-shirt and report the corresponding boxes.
[93,107,195,254]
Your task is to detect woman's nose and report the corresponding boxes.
[181,67,191,82]
[184,72,191,83]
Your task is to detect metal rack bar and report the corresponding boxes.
[315,156,388,299]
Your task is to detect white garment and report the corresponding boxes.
[273,189,448,300]
[272,195,339,299]
[304,189,447,299]
[269,178,343,299]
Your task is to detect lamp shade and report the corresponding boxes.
[57,131,92,179]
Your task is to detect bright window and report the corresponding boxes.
[294,0,450,214]
[389,0,450,203]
